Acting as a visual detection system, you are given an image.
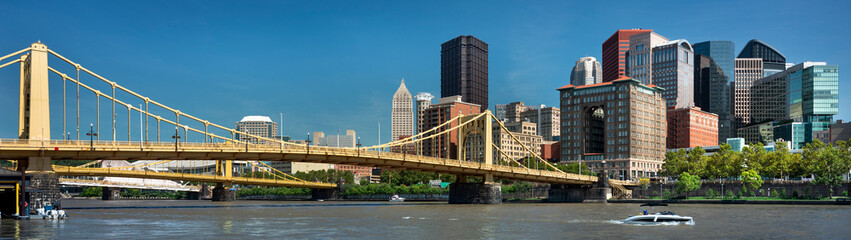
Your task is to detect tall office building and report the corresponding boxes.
[414,92,434,134]
[570,56,603,86]
[414,92,434,155]
[746,62,838,148]
[626,31,669,85]
[504,102,535,123]
[441,35,488,109]
[558,77,667,179]
[733,58,763,129]
[420,96,481,159]
[693,40,735,142]
[651,39,695,109]
[520,106,560,141]
[235,116,278,144]
[391,79,413,141]
[602,29,652,82]
[738,39,787,77]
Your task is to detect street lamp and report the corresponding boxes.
[356,137,362,156]
[171,126,180,152]
[306,132,312,153]
[85,123,97,150]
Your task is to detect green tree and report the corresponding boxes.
[803,140,851,198]
[675,172,701,197]
[704,144,738,180]
[686,147,707,177]
[662,149,688,177]
[741,170,763,195]
[742,143,767,173]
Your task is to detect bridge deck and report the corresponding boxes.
[0,139,635,186]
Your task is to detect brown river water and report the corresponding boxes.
[1,199,849,239]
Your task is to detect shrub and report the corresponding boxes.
[772,189,779,198]
[706,189,715,199]
[726,190,734,199]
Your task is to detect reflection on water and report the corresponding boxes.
[0,199,849,239]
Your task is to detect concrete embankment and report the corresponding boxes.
[609,198,851,205]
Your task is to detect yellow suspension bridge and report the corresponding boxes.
[0,43,634,205]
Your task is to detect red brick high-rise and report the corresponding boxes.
[602,29,652,82]
[666,107,719,149]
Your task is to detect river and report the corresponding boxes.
[1,199,849,239]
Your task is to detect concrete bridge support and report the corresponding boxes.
[548,171,611,203]
[102,187,121,200]
[211,183,235,202]
[211,160,235,201]
[448,174,502,204]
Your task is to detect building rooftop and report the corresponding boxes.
[240,116,274,122]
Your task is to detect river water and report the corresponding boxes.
[2,199,849,239]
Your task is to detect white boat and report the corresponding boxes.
[623,203,693,224]
[389,194,405,202]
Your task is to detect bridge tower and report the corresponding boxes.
[449,110,501,204]
[16,43,53,172]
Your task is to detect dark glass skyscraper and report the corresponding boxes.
[737,39,786,77]
[441,35,488,109]
[692,41,734,143]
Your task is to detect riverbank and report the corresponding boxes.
[610,198,851,205]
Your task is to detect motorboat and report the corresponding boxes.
[36,204,68,220]
[623,203,693,224]
[389,194,405,202]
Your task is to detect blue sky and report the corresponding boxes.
[0,0,848,146]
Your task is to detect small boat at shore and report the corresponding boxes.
[389,194,405,202]
[623,203,693,225]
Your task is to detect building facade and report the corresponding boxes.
[666,107,719,149]
[651,39,694,109]
[493,123,543,161]
[520,106,560,141]
[558,77,667,180]
[627,31,669,85]
[392,79,414,141]
[493,104,507,122]
[602,29,652,82]
[235,116,278,144]
[733,58,763,129]
[270,139,334,174]
[693,41,735,142]
[441,35,489,109]
[570,56,603,86]
[420,96,482,159]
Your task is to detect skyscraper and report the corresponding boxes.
[391,79,413,142]
[733,58,763,129]
[420,96,481,159]
[693,40,735,142]
[737,39,787,77]
[602,29,652,82]
[570,56,603,86]
[651,39,695,109]
[414,92,434,134]
[441,35,488,109]
[626,31,669,85]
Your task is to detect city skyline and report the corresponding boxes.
[0,1,848,147]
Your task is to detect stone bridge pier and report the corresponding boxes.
[548,170,612,203]
[448,174,502,204]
